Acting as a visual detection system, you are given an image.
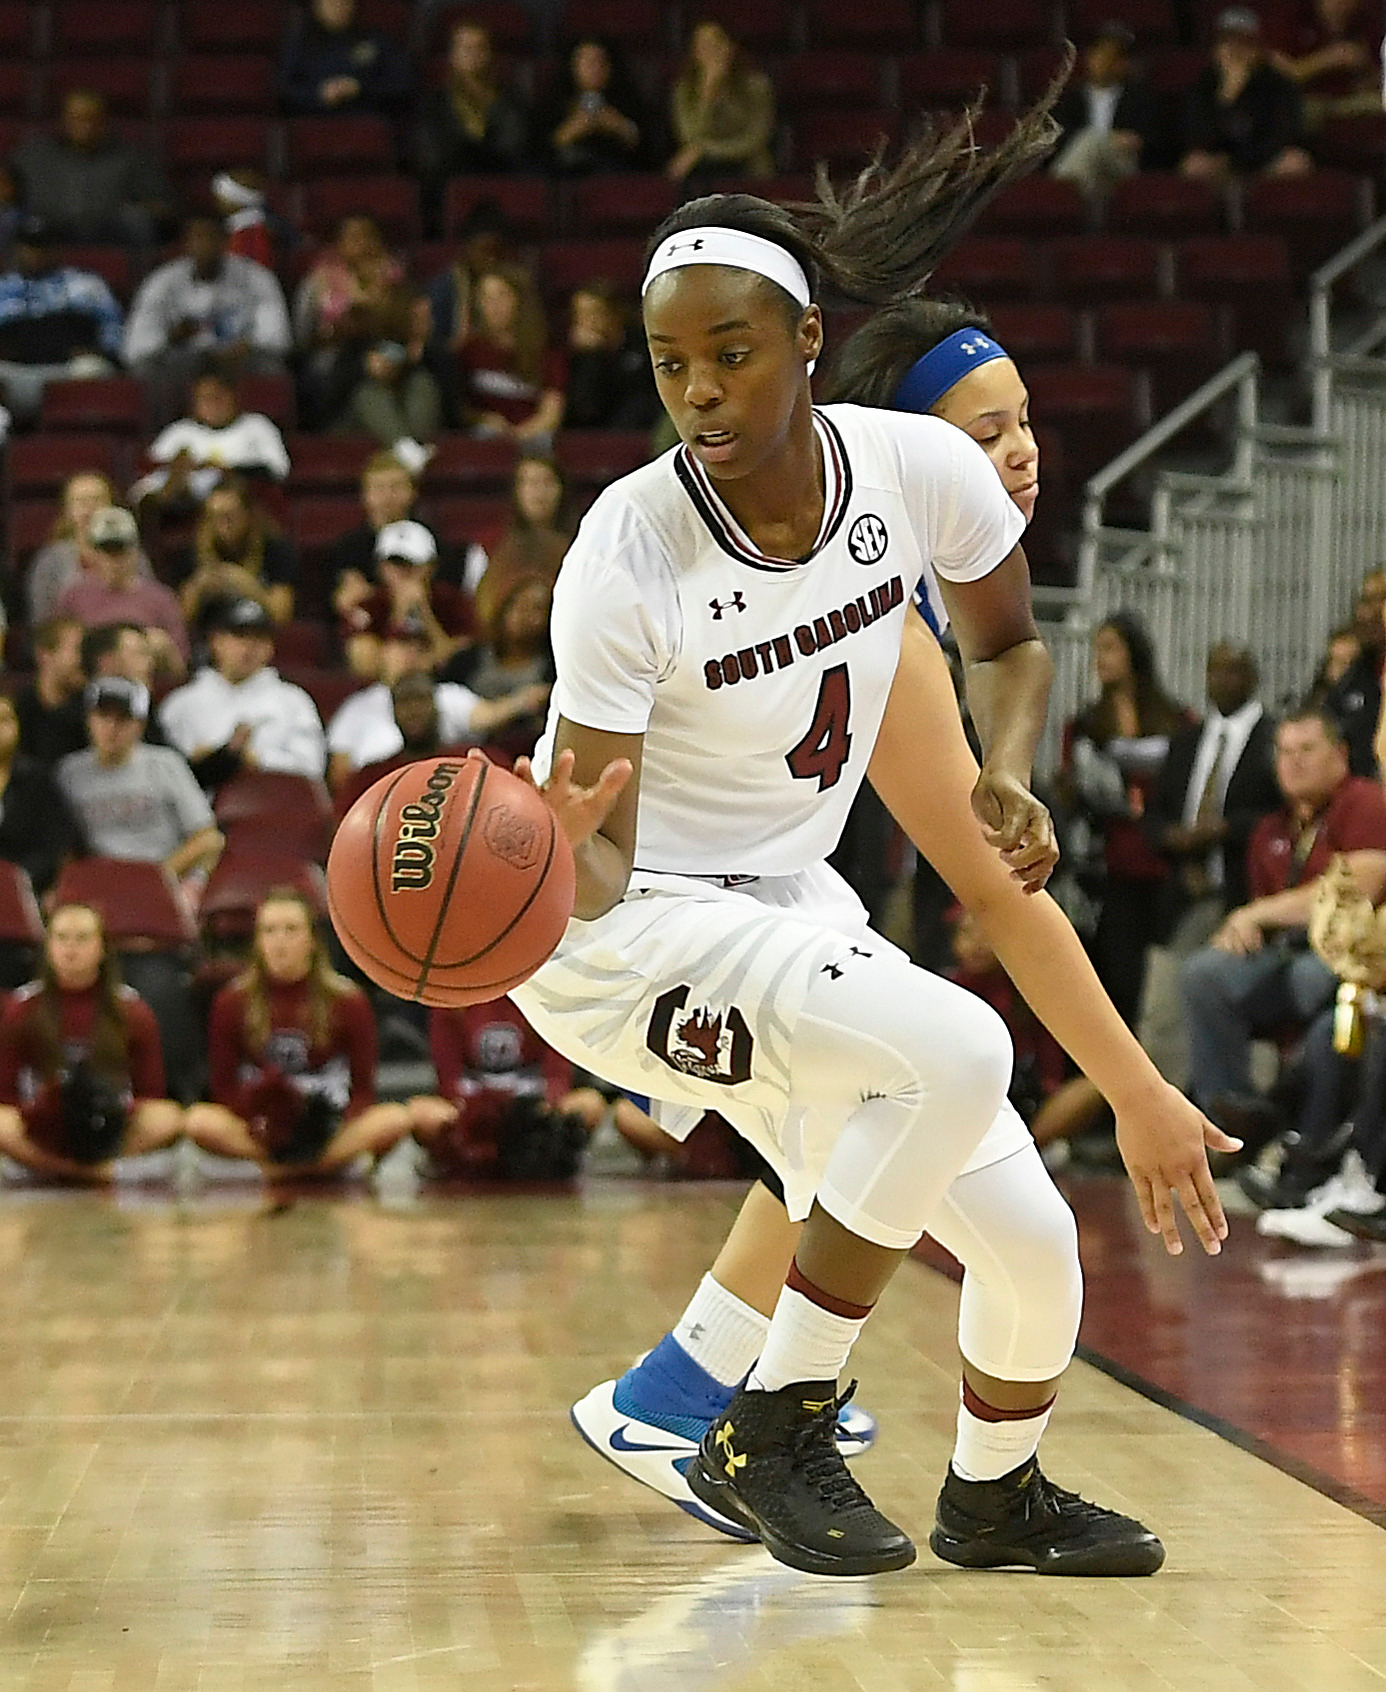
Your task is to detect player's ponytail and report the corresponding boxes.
[821,298,995,408]
[647,55,1070,314]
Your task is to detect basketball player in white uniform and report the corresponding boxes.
[511,146,1233,1576]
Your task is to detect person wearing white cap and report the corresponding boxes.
[342,517,470,682]
[1179,7,1313,179]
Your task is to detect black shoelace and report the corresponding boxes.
[787,1383,874,1513]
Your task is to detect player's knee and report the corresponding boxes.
[942,990,1014,1117]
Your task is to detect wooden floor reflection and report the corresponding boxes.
[0,1180,1382,1690]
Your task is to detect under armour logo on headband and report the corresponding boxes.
[642,225,812,308]
[666,237,706,254]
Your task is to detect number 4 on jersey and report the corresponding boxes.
[786,664,853,791]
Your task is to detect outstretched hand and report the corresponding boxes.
[971,766,1060,895]
[1114,1081,1242,1256]
[502,747,632,849]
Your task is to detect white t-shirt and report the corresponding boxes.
[147,412,291,479]
[159,664,326,779]
[325,680,482,771]
[538,404,1024,877]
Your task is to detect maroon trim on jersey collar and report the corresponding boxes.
[673,410,854,573]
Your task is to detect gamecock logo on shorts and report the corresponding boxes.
[646,986,754,1086]
[483,804,543,870]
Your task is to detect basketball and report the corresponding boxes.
[326,755,575,1008]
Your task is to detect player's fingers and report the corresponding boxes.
[1205,1123,1243,1154]
[1174,1170,1226,1254]
[1131,1171,1161,1237]
[1151,1180,1184,1255]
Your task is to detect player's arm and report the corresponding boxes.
[870,612,1239,1257]
[937,548,1057,893]
[509,719,639,921]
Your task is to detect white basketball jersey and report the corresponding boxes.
[538,403,1025,877]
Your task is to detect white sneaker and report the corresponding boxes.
[1309,1150,1381,1216]
[1257,1207,1356,1246]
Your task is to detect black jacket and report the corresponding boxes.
[1182,62,1305,172]
[1145,710,1281,912]
[1053,78,1160,158]
[279,16,411,117]
[1325,649,1382,778]
[0,754,79,893]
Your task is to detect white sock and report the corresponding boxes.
[951,1389,1054,1482]
[746,1284,867,1393]
[672,1274,770,1387]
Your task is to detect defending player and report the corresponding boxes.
[510,128,1233,1578]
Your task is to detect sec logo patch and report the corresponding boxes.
[848,514,889,564]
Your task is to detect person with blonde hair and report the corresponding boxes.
[27,469,153,625]
[470,455,573,624]
[667,19,776,185]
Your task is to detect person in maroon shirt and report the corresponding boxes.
[411,994,677,1176]
[1180,706,1386,1130]
[454,264,567,447]
[0,902,184,1181]
[185,889,414,1175]
[1272,0,1382,124]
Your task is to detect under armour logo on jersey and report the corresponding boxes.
[709,592,746,619]
[821,962,843,980]
[847,514,889,565]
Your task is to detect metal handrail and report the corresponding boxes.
[1074,351,1259,598]
[1309,213,1386,431]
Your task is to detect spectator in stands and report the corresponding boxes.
[423,198,515,369]
[1050,23,1161,203]
[455,264,565,447]
[165,476,299,631]
[0,694,77,895]
[0,217,124,426]
[471,455,572,636]
[1309,623,1361,702]
[124,215,292,423]
[325,616,548,790]
[1272,0,1383,127]
[1180,706,1386,1131]
[1325,565,1386,774]
[160,597,325,789]
[0,165,22,266]
[53,506,190,679]
[667,19,776,186]
[10,90,172,251]
[57,677,224,892]
[278,0,411,119]
[328,447,419,609]
[0,902,185,1184]
[212,170,280,272]
[414,21,529,230]
[81,620,155,697]
[14,616,87,767]
[563,280,659,431]
[1180,7,1313,180]
[27,470,155,627]
[440,572,552,756]
[542,37,647,175]
[131,369,291,517]
[339,519,471,681]
[1061,611,1189,1027]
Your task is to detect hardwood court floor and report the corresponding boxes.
[0,1179,1383,1691]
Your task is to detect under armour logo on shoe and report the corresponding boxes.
[801,1397,835,1413]
[715,1423,746,1477]
[709,592,746,619]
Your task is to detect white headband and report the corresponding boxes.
[642,226,812,308]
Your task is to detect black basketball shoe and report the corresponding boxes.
[686,1380,916,1577]
[930,1459,1165,1575]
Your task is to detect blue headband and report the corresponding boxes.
[892,328,1010,414]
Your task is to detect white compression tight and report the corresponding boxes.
[788,949,1014,1252]
[928,1141,1084,1382]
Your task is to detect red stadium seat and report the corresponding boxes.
[272,620,333,668]
[688,0,795,50]
[539,238,646,297]
[562,0,671,49]
[300,176,422,244]
[931,236,1038,301]
[940,0,1049,50]
[39,378,144,434]
[898,52,1005,111]
[1024,364,1143,483]
[0,63,29,116]
[1017,46,1072,104]
[200,849,328,944]
[286,116,397,177]
[291,495,361,551]
[1072,0,1176,44]
[281,668,363,728]
[430,495,511,550]
[777,53,884,114]
[180,0,286,52]
[164,117,273,181]
[45,59,156,119]
[1106,173,1224,237]
[9,499,56,565]
[555,431,651,487]
[444,175,555,240]
[8,435,128,494]
[425,1,533,52]
[803,0,920,48]
[1145,46,1205,93]
[52,861,196,949]
[58,246,134,300]
[1049,236,1163,304]
[0,3,34,54]
[986,303,1081,364]
[1242,171,1368,278]
[170,55,277,114]
[358,0,412,30]
[792,110,898,171]
[423,435,519,492]
[0,861,44,947]
[571,173,679,237]
[284,436,377,491]
[1095,299,1224,411]
[214,772,336,863]
[51,1,162,53]
[235,373,296,429]
[976,176,1086,235]
[1174,233,1294,363]
[1314,113,1386,174]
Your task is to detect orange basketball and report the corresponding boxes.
[326,755,575,1008]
